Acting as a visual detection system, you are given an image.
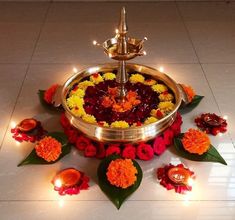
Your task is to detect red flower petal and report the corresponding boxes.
[122,144,136,159]
[95,142,106,159]
[84,144,97,158]
[136,143,154,161]
[106,145,121,157]
[163,129,174,146]
[75,135,91,151]
[153,136,166,155]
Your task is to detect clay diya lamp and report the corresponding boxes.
[17,118,38,133]
[167,167,192,186]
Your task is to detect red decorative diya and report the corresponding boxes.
[167,167,191,185]
[157,163,195,194]
[52,168,89,196]
[11,118,47,143]
[195,113,227,136]
[17,118,38,132]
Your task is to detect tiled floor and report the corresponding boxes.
[0,2,235,220]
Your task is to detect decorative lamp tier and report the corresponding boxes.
[93,7,147,99]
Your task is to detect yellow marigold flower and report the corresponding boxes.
[152,84,168,93]
[90,73,104,84]
[144,116,158,125]
[67,96,84,109]
[158,101,175,113]
[82,114,97,124]
[159,92,174,102]
[71,106,86,117]
[78,80,94,90]
[69,88,85,97]
[103,72,116,81]
[144,79,157,86]
[129,73,145,84]
[111,121,129,128]
[106,159,137,189]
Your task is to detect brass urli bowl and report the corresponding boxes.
[61,63,182,143]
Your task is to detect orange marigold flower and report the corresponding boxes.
[35,136,62,162]
[106,159,138,189]
[182,128,211,155]
[181,84,196,103]
[44,84,59,104]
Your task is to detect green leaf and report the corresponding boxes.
[38,90,63,113]
[174,135,227,165]
[18,132,72,166]
[97,155,143,209]
[179,95,204,114]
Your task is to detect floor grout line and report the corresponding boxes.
[176,1,235,147]
[0,3,52,151]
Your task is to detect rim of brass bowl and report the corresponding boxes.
[61,63,182,143]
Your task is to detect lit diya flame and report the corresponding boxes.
[167,167,191,186]
[52,168,89,196]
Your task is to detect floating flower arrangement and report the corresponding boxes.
[66,72,176,128]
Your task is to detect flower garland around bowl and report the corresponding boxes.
[60,112,183,161]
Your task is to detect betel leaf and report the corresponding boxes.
[18,132,72,167]
[97,155,143,209]
[174,135,227,165]
[38,90,63,113]
[179,95,204,114]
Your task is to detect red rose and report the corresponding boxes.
[170,121,181,136]
[65,128,79,144]
[176,112,182,123]
[84,144,97,157]
[106,144,121,157]
[95,142,106,159]
[76,135,91,151]
[136,143,154,161]
[79,174,90,190]
[60,113,70,129]
[44,84,59,104]
[163,128,174,146]
[153,136,166,155]
[122,144,136,159]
